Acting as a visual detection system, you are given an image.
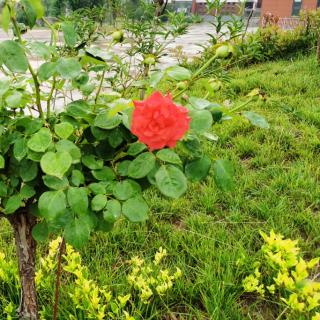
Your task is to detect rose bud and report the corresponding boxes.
[112,30,124,43]
[143,54,156,65]
[177,81,188,90]
[215,44,234,59]
[208,78,223,91]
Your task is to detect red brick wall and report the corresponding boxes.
[221,4,241,15]
[261,0,293,18]
[302,0,318,10]
[195,0,319,17]
[261,0,318,18]
[194,3,206,15]
[194,3,240,15]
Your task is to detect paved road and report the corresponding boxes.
[0,22,257,69]
[0,22,257,111]
[0,23,212,67]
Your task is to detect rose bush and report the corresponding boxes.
[0,0,269,318]
[0,2,225,318]
[131,92,190,150]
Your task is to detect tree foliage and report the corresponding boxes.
[42,0,106,16]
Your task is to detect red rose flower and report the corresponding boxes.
[131,92,190,151]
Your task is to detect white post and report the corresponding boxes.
[253,0,257,11]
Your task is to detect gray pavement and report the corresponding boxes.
[0,22,257,112]
[0,22,257,69]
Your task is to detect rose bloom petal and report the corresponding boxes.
[131,92,190,151]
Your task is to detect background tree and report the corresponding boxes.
[42,0,108,16]
[42,0,66,16]
[66,0,105,10]
[317,34,320,64]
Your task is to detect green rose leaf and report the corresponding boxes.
[43,175,69,190]
[29,0,45,19]
[15,117,43,135]
[117,160,131,177]
[0,155,5,169]
[213,159,234,192]
[27,128,52,153]
[156,149,182,165]
[71,170,85,187]
[122,196,148,222]
[66,100,94,122]
[54,122,74,139]
[64,216,91,249]
[202,132,219,142]
[91,194,107,211]
[0,40,28,73]
[128,152,156,179]
[1,5,10,33]
[243,111,270,129]
[14,138,28,161]
[29,42,52,60]
[113,180,141,201]
[189,97,218,110]
[103,199,121,223]
[38,62,57,81]
[155,165,187,199]
[127,142,147,156]
[122,108,133,130]
[20,184,36,199]
[149,71,164,88]
[47,209,73,232]
[85,47,112,61]
[185,156,211,181]
[147,163,160,185]
[74,72,89,86]
[92,167,115,181]
[67,187,88,215]
[166,66,192,81]
[91,127,108,140]
[88,182,106,195]
[82,155,104,170]
[190,110,213,133]
[108,129,123,148]
[80,82,95,96]
[0,181,7,197]
[0,78,10,97]
[56,140,81,164]
[27,150,42,162]
[38,190,66,219]
[32,222,49,242]
[19,160,38,182]
[40,151,72,179]
[6,91,22,108]
[56,58,82,80]
[4,195,23,214]
[211,108,223,123]
[94,111,122,129]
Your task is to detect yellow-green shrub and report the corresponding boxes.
[243,230,320,319]
[0,238,182,320]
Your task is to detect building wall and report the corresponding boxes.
[261,0,318,18]
[193,2,241,15]
[191,0,319,16]
[302,0,318,10]
[261,0,293,17]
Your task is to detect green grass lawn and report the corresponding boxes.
[1,54,320,319]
